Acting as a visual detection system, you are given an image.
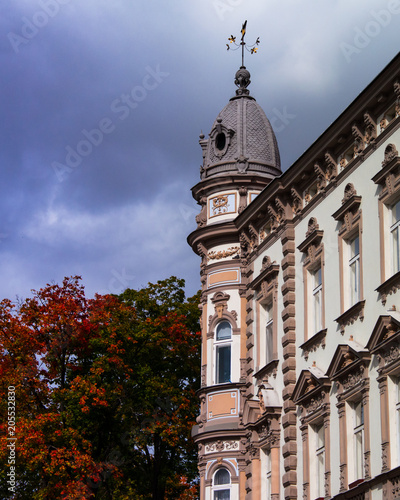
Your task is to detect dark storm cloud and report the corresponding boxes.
[1,0,400,300]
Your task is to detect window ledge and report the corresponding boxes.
[335,300,365,335]
[253,359,279,382]
[376,270,400,305]
[300,329,327,360]
[348,478,364,489]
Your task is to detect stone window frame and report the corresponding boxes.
[208,292,240,386]
[298,217,326,344]
[212,467,231,499]
[254,408,281,500]
[205,460,239,495]
[214,321,233,385]
[332,183,365,334]
[372,143,400,305]
[250,256,280,373]
[326,344,371,492]
[292,368,331,500]
[366,313,400,472]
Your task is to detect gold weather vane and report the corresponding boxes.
[226,20,260,67]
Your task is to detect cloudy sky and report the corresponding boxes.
[1,0,399,301]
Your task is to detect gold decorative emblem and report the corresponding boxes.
[212,195,229,216]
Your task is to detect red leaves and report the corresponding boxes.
[0,276,201,499]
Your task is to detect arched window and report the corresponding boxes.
[213,468,231,499]
[215,321,231,384]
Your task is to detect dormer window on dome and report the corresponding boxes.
[215,132,226,151]
[212,118,233,158]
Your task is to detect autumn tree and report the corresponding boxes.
[0,276,201,500]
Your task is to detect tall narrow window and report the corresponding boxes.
[213,468,231,500]
[353,401,364,480]
[215,321,231,384]
[391,200,400,274]
[315,424,325,498]
[349,235,360,306]
[396,378,400,465]
[265,301,274,364]
[312,266,323,334]
[260,447,272,497]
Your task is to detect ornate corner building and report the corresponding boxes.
[188,53,400,499]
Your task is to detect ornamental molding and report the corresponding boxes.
[325,150,338,181]
[304,393,327,416]
[372,146,400,204]
[341,364,366,392]
[298,217,324,264]
[253,359,279,384]
[195,196,207,228]
[332,184,362,232]
[292,367,330,415]
[326,343,370,398]
[300,328,327,361]
[204,440,240,454]
[249,257,279,293]
[376,271,400,305]
[335,300,365,335]
[364,110,377,145]
[326,344,371,386]
[291,186,303,215]
[314,161,327,192]
[208,246,240,261]
[352,121,365,157]
[238,186,248,214]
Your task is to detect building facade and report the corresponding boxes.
[188,53,400,499]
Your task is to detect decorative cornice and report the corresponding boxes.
[249,259,279,290]
[376,270,400,305]
[335,300,365,335]
[299,329,327,361]
[332,192,362,222]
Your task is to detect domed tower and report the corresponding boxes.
[188,55,281,499]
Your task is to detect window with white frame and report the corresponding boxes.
[261,448,272,499]
[348,235,360,306]
[395,377,400,467]
[265,301,274,365]
[314,423,325,498]
[213,468,231,500]
[215,321,231,384]
[311,266,323,334]
[391,200,400,274]
[353,400,364,480]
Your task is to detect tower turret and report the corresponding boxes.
[188,38,282,497]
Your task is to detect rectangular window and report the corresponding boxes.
[391,201,400,274]
[312,266,323,334]
[266,454,272,499]
[316,424,325,497]
[310,423,325,499]
[214,491,230,500]
[265,301,273,364]
[396,378,400,465]
[349,236,360,306]
[216,345,231,384]
[353,401,364,480]
[261,448,272,498]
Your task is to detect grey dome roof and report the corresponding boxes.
[200,73,281,180]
